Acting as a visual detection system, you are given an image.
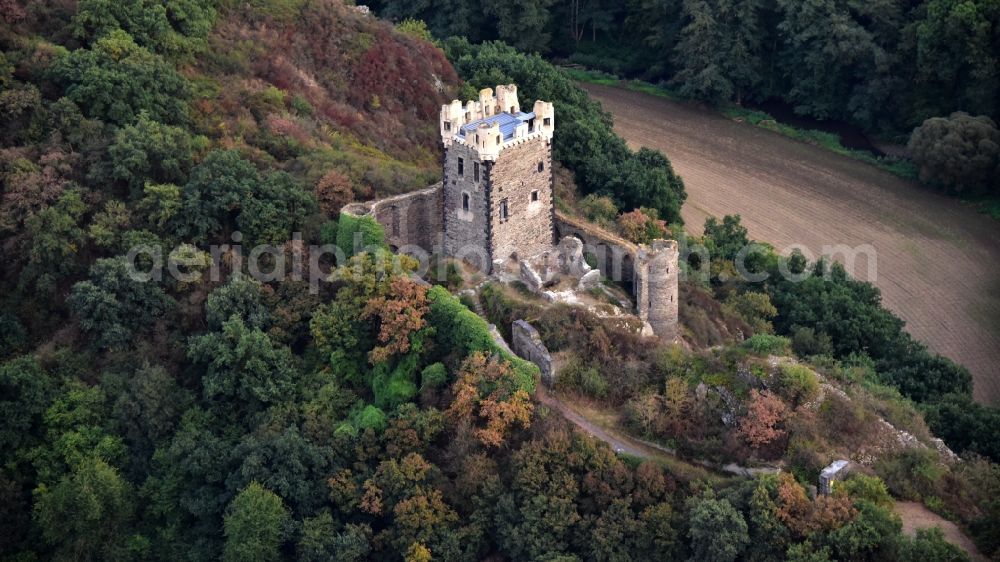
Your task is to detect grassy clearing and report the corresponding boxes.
[565,67,919,183]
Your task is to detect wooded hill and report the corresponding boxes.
[1,1,998,561]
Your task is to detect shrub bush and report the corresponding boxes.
[790,326,833,357]
[742,334,790,356]
[775,364,820,407]
[578,194,618,227]
[420,363,447,390]
[837,474,893,509]
[555,357,608,399]
[874,449,944,501]
[355,405,387,431]
[479,283,539,341]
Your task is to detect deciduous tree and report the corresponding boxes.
[738,389,788,450]
[315,169,355,217]
[223,482,290,562]
[686,492,749,562]
[205,273,270,330]
[237,171,317,246]
[50,30,189,126]
[187,316,297,410]
[908,112,1000,195]
[34,457,135,562]
[447,352,533,447]
[109,113,195,196]
[69,256,174,350]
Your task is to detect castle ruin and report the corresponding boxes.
[340,84,679,341]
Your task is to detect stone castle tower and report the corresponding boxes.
[635,240,680,342]
[440,85,555,269]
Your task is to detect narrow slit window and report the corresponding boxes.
[537,161,544,172]
[531,190,539,202]
[499,198,509,220]
[462,192,470,212]
[444,121,451,132]
[457,157,464,176]
[496,135,501,145]
[473,162,480,182]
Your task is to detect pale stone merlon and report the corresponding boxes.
[496,83,520,114]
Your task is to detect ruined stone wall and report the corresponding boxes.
[487,137,554,262]
[443,143,490,267]
[358,184,444,253]
[554,211,638,285]
[511,320,555,386]
[555,212,679,341]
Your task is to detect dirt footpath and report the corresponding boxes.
[582,83,1000,404]
[895,501,985,560]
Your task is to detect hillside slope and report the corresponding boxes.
[583,82,1000,403]
[1,3,999,561]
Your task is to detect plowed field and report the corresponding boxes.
[582,83,1000,403]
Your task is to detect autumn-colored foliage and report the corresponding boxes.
[362,277,429,363]
[617,208,669,244]
[315,169,354,216]
[214,0,458,165]
[0,0,26,24]
[360,479,383,515]
[738,389,788,449]
[661,377,692,437]
[447,352,533,447]
[776,473,856,538]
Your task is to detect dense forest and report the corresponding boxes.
[2,0,1000,561]
[373,0,1000,196]
[372,0,1000,135]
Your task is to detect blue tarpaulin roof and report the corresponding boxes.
[458,112,535,141]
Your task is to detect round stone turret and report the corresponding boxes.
[635,239,679,341]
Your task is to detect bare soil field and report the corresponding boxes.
[581,83,1000,404]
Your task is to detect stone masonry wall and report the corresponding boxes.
[635,240,680,342]
[443,142,491,268]
[366,184,443,252]
[511,320,555,386]
[554,211,638,285]
[555,212,679,341]
[488,138,554,262]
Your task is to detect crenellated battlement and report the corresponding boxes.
[440,84,553,160]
